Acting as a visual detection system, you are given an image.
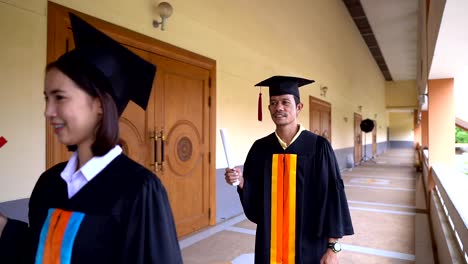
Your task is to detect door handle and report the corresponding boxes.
[160,128,165,174]
[149,130,159,173]
[149,129,166,174]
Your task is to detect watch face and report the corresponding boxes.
[334,243,341,251]
[328,242,342,252]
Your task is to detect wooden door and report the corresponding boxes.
[372,120,377,157]
[150,54,211,237]
[309,96,331,143]
[46,3,217,236]
[354,113,362,165]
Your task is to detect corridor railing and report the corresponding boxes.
[420,149,468,263]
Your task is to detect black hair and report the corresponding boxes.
[293,95,300,106]
[46,55,119,156]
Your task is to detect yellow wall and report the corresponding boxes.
[0,0,388,201]
[386,80,418,109]
[0,1,47,202]
[386,81,417,144]
[388,112,414,141]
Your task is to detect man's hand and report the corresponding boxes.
[0,212,7,238]
[320,249,339,264]
[224,167,244,188]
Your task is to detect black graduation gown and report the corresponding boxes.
[238,131,354,264]
[0,154,182,264]
[0,218,29,263]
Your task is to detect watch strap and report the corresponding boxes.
[327,241,341,253]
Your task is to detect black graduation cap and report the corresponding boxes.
[61,13,156,115]
[254,75,314,121]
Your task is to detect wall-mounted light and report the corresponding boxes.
[343,117,348,122]
[357,105,363,112]
[320,85,328,97]
[418,95,425,104]
[153,2,173,31]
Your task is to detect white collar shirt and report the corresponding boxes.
[60,145,122,198]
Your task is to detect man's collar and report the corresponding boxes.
[275,124,306,150]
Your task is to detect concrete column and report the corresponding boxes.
[428,78,454,166]
[414,109,421,147]
[421,111,429,148]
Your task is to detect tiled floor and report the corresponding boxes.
[180,148,424,263]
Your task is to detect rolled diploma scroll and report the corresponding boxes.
[220,128,240,186]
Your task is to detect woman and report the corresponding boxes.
[0,13,182,264]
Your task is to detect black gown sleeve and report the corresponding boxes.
[0,218,29,263]
[122,176,183,264]
[237,141,263,224]
[317,138,354,238]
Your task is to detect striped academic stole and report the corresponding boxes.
[35,208,85,264]
[270,154,297,264]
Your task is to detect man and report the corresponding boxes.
[225,76,354,264]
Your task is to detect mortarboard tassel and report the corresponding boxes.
[258,88,262,121]
[0,136,7,149]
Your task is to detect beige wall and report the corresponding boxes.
[0,0,388,201]
[386,80,418,109]
[0,1,47,201]
[386,81,417,144]
[388,112,414,141]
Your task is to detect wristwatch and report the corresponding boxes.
[327,241,342,253]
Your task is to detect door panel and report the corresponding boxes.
[372,120,377,157]
[321,112,331,141]
[309,96,331,143]
[311,111,321,135]
[150,54,211,237]
[354,113,362,165]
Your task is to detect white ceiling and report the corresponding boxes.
[360,0,468,81]
[360,0,468,119]
[431,0,468,120]
[429,0,468,80]
[360,0,419,81]
[434,0,468,121]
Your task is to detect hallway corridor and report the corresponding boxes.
[180,148,422,263]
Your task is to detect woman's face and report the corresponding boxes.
[44,68,102,150]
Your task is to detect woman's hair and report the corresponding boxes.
[46,55,119,156]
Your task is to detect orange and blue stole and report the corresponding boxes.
[270,154,297,264]
[35,208,85,264]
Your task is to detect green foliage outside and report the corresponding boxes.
[455,127,468,143]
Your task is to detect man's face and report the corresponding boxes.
[268,94,303,127]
